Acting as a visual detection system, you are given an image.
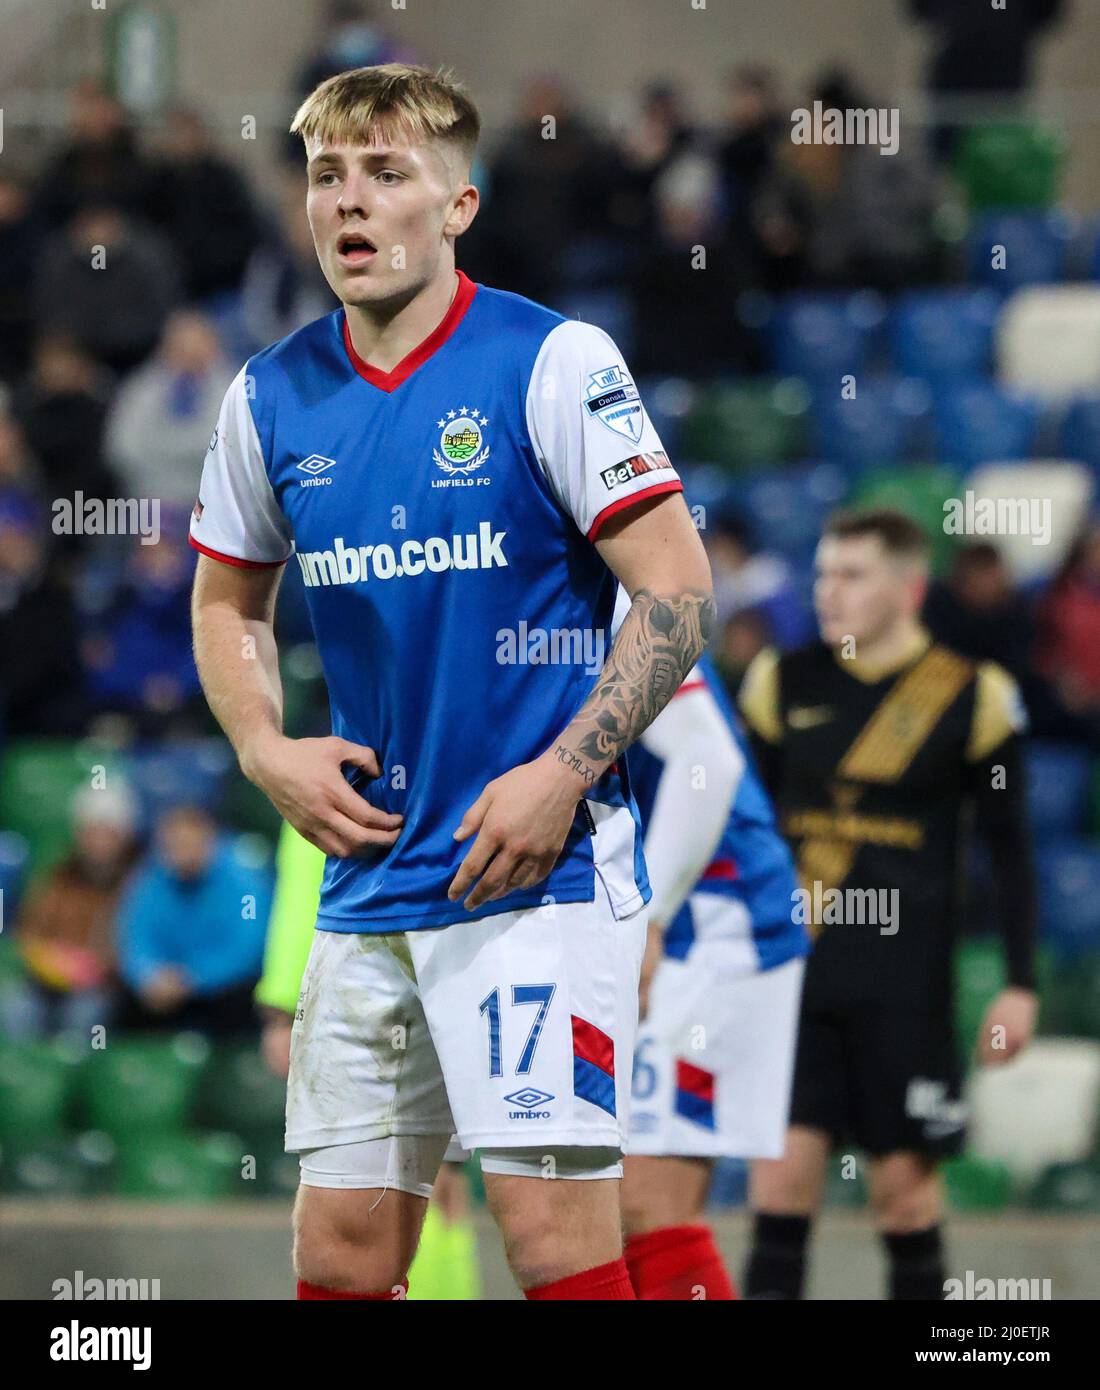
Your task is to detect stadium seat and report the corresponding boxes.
[1036,840,1100,956]
[1025,741,1095,839]
[79,1035,210,1139]
[809,375,932,473]
[766,291,887,382]
[890,289,1000,384]
[824,1156,868,1208]
[1059,393,1100,472]
[850,464,962,572]
[932,383,1040,467]
[0,831,30,917]
[707,1157,748,1207]
[1041,956,1100,1040]
[736,462,850,564]
[952,122,1065,210]
[243,1134,301,1198]
[942,1155,1013,1211]
[635,376,695,461]
[129,741,234,828]
[961,462,1093,584]
[553,289,634,361]
[954,938,1007,1060]
[114,1131,243,1201]
[678,378,810,470]
[967,1038,1100,1183]
[0,1039,80,1143]
[997,286,1100,401]
[1,1132,116,1198]
[195,1044,287,1143]
[0,741,119,876]
[967,212,1073,292]
[1027,1161,1100,1212]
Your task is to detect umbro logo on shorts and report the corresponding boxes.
[505,1088,554,1120]
[295,523,508,587]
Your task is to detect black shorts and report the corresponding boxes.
[788,996,966,1158]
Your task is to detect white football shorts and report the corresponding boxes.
[286,895,648,1155]
[627,893,805,1160]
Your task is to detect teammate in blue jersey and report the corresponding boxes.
[606,587,808,1298]
[189,64,713,1301]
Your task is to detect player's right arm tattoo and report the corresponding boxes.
[554,587,716,784]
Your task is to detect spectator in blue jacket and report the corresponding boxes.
[115,803,271,1036]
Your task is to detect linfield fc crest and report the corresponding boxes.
[433,405,491,486]
[584,364,643,444]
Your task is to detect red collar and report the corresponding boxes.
[342,270,477,392]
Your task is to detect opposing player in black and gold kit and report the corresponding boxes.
[739,510,1037,1300]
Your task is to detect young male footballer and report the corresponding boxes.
[190,64,712,1300]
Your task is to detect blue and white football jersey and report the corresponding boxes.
[627,652,809,973]
[190,271,683,931]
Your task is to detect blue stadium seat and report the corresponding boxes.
[635,376,694,460]
[1025,743,1094,839]
[129,742,234,828]
[736,462,850,564]
[1059,395,1100,471]
[890,289,1000,383]
[1036,840,1100,956]
[553,290,634,361]
[767,291,887,382]
[809,375,932,473]
[0,833,30,916]
[932,382,1040,466]
[967,212,1073,292]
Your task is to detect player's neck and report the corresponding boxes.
[835,619,929,682]
[344,267,460,374]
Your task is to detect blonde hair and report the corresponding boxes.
[290,63,480,172]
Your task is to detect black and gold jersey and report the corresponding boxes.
[739,631,1036,1011]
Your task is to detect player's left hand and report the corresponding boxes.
[448,754,587,911]
[975,986,1038,1066]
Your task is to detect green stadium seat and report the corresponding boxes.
[943,1154,1013,1211]
[1026,1161,1100,1212]
[114,1131,244,1201]
[279,644,327,740]
[0,935,27,986]
[851,464,962,573]
[79,1035,210,1139]
[0,1039,80,1143]
[195,1044,287,1143]
[0,740,128,877]
[1,1132,116,1197]
[953,122,1065,211]
[679,379,809,472]
[220,774,282,839]
[824,1154,868,1208]
[1041,956,1100,1040]
[954,939,1007,1060]
[244,1134,300,1198]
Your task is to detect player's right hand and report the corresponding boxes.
[244,733,403,858]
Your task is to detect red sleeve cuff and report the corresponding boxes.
[586,479,684,541]
[189,536,287,569]
[672,678,707,699]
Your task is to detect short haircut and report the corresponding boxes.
[290,63,480,173]
[821,507,930,565]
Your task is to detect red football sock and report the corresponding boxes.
[624,1225,737,1300]
[297,1279,409,1300]
[524,1257,636,1300]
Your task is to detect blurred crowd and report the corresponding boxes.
[1,0,1093,1047]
